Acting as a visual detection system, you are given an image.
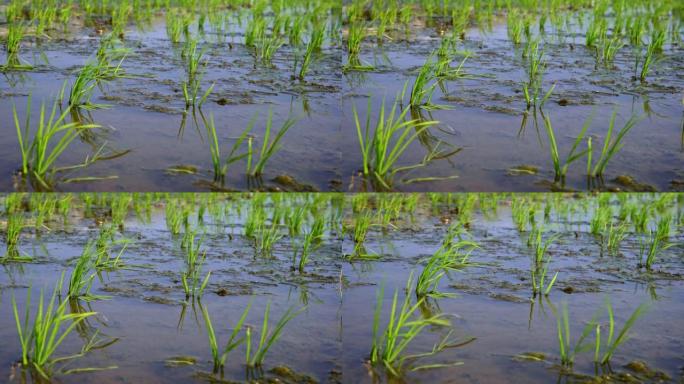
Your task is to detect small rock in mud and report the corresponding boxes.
[489,293,528,303]
[272,175,319,192]
[513,352,547,362]
[561,286,574,294]
[624,360,671,381]
[165,356,197,367]
[507,165,539,176]
[166,165,200,175]
[612,175,657,192]
[215,287,230,296]
[557,98,570,106]
[270,365,318,384]
[143,296,175,305]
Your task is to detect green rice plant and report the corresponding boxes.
[181,234,211,299]
[347,23,364,56]
[12,275,101,378]
[293,218,324,273]
[245,302,304,367]
[593,299,648,365]
[5,22,25,56]
[371,273,459,376]
[166,11,185,44]
[68,242,109,302]
[596,33,624,68]
[354,94,439,190]
[587,112,642,178]
[638,31,664,82]
[202,302,250,373]
[531,230,560,266]
[13,97,98,189]
[415,238,479,299]
[409,57,448,110]
[297,37,316,80]
[556,303,597,367]
[255,35,284,65]
[603,221,629,256]
[5,213,24,253]
[247,110,296,177]
[542,112,592,182]
[253,221,284,257]
[508,12,524,45]
[204,113,254,183]
[639,226,674,270]
[94,225,129,271]
[181,40,213,109]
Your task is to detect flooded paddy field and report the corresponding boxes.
[1,0,683,193]
[341,0,684,192]
[0,0,343,192]
[0,192,682,383]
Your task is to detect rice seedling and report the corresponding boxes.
[638,226,674,271]
[12,275,104,379]
[5,22,24,54]
[13,97,99,190]
[4,213,24,253]
[181,39,213,109]
[293,219,324,273]
[542,111,592,182]
[371,273,463,377]
[297,34,318,80]
[593,299,649,365]
[415,236,479,299]
[638,31,664,82]
[587,112,642,178]
[409,57,448,111]
[204,113,254,183]
[354,93,439,190]
[596,32,624,68]
[556,303,598,367]
[68,242,109,302]
[246,110,296,177]
[94,225,129,271]
[181,234,211,299]
[253,221,284,257]
[602,221,629,256]
[202,302,251,373]
[245,302,304,367]
[255,35,284,65]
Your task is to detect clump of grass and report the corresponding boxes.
[542,111,592,182]
[253,221,284,257]
[556,303,599,367]
[181,39,213,109]
[12,276,109,379]
[354,93,439,190]
[14,97,99,190]
[293,218,324,273]
[68,242,109,302]
[409,57,449,110]
[246,110,296,177]
[416,234,479,299]
[587,112,642,178]
[202,302,251,373]
[371,273,465,377]
[592,299,649,365]
[181,233,211,299]
[638,225,673,271]
[245,302,304,367]
[204,113,254,183]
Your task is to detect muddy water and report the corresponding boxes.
[341,17,684,192]
[0,12,343,192]
[1,8,682,192]
[0,194,682,383]
[342,198,684,383]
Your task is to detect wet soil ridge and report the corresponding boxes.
[0,192,683,383]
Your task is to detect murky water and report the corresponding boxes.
[1,5,682,192]
[0,193,682,383]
